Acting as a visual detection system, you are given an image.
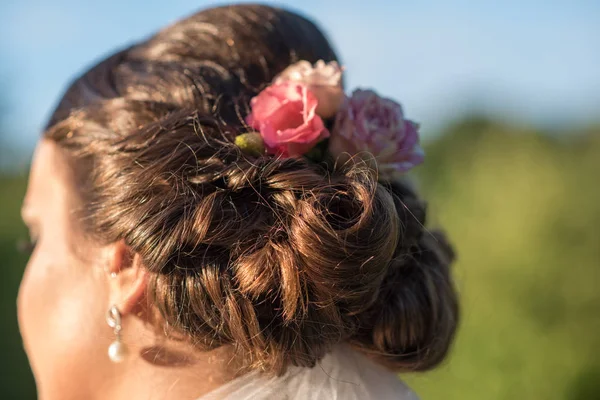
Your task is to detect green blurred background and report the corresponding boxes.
[1,1,599,399]
[407,119,600,399]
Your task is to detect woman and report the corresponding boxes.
[18,4,458,399]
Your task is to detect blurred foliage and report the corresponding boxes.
[0,116,598,399]
[407,118,600,400]
[0,175,35,398]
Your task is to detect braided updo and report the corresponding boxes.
[45,4,458,374]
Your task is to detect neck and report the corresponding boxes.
[101,319,241,400]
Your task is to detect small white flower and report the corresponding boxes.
[274,60,344,118]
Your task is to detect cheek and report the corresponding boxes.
[18,244,82,351]
[18,233,110,396]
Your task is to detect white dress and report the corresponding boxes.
[198,346,418,399]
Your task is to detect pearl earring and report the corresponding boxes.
[106,305,128,363]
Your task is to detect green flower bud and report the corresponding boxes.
[235,132,265,157]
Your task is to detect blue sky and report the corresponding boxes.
[0,0,599,153]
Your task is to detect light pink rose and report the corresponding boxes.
[246,81,329,157]
[274,60,344,119]
[329,89,424,180]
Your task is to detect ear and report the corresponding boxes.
[105,240,149,315]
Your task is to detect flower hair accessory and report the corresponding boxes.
[241,60,424,180]
[246,81,328,157]
[274,60,344,118]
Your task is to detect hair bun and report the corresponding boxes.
[44,3,458,375]
[351,225,459,371]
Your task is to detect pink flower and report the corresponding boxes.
[329,89,424,180]
[274,60,344,118]
[247,81,329,157]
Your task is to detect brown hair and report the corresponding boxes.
[45,4,458,374]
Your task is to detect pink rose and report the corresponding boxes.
[247,81,329,157]
[329,89,424,180]
[274,60,344,119]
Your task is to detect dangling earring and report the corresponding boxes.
[106,305,128,363]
